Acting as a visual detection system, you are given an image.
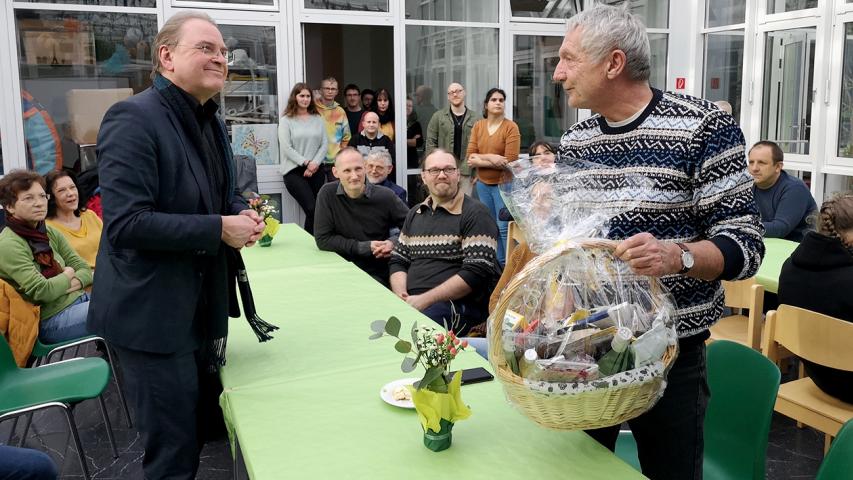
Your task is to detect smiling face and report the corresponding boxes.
[333,150,367,198]
[7,182,49,226]
[160,18,228,103]
[296,88,312,111]
[553,27,608,110]
[51,175,79,215]
[421,151,459,201]
[531,145,556,166]
[365,156,392,184]
[748,145,783,189]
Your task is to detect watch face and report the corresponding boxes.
[682,250,695,269]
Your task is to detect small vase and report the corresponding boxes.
[423,418,454,452]
[258,234,273,247]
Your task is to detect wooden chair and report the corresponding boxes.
[762,305,853,454]
[709,278,765,350]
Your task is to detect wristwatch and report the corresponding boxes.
[676,243,694,274]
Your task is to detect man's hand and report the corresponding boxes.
[405,293,433,311]
[613,232,681,277]
[238,209,266,247]
[223,214,264,248]
[65,277,82,293]
[370,240,394,258]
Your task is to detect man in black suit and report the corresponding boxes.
[88,11,264,479]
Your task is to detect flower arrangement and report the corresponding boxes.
[246,194,280,247]
[370,316,471,451]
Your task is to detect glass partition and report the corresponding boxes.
[706,0,746,27]
[405,0,498,22]
[767,0,817,15]
[15,9,157,174]
[761,27,816,155]
[510,0,578,19]
[704,30,744,121]
[649,33,668,90]
[18,0,156,5]
[824,173,853,201]
[838,23,853,157]
[306,0,387,12]
[600,0,669,28]
[513,35,576,151]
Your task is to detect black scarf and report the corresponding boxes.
[154,75,278,370]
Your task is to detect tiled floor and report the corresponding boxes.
[0,351,829,479]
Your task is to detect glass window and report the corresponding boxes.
[703,30,744,121]
[1,130,4,176]
[513,35,576,151]
[599,0,669,28]
[767,0,818,14]
[706,0,746,27]
[186,0,275,5]
[510,0,578,19]
[16,10,157,174]
[838,23,853,157]
[405,0,498,23]
[649,33,667,90]
[824,174,853,201]
[761,28,816,155]
[305,0,387,11]
[406,24,499,142]
[17,0,156,5]
[218,25,279,165]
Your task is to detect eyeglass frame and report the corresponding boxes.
[424,167,459,177]
[447,88,465,96]
[171,43,229,60]
[17,193,50,205]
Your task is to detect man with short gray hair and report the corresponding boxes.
[365,150,406,203]
[553,4,764,478]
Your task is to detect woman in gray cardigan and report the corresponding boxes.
[279,82,328,235]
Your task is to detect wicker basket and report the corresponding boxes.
[488,238,677,431]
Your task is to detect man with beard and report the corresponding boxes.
[389,149,500,335]
[426,83,478,195]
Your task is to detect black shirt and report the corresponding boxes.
[452,110,466,161]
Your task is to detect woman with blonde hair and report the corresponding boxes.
[778,192,853,403]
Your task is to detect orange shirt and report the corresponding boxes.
[466,119,521,185]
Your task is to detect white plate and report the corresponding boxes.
[380,378,420,409]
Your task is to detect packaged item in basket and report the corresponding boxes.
[486,157,680,431]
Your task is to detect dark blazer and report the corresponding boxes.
[87,87,247,354]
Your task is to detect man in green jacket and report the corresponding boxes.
[425,82,478,195]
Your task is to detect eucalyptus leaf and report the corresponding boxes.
[418,366,445,391]
[401,357,417,373]
[394,340,412,354]
[368,331,383,340]
[370,320,387,333]
[385,316,401,337]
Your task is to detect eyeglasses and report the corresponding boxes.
[424,167,458,177]
[322,87,339,91]
[18,193,50,205]
[174,43,229,59]
[447,89,464,96]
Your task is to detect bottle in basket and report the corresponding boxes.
[597,327,634,377]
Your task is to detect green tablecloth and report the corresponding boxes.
[220,224,646,479]
[755,238,798,294]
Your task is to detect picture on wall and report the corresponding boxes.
[21,28,96,66]
[231,124,279,166]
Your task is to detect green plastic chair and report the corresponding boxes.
[31,335,132,427]
[816,419,853,480]
[615,340,781,479]
[0,335,116,480]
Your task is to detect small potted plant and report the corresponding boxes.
[246,194,280,247]
[370,316,471,452]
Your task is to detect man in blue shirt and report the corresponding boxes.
[749,140,817,241]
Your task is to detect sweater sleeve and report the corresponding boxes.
[457,203,500,291]
[313,186,371,257]
[465,122,482,159]
[693,110,765,281]
[503,121,521,161]
[341,109,352,146]
[278,117,307,171]
[389,210,416,274]
[310,116,327,166]
[426,112,439,154]
[761,181,815,239]
[0,234,71,305]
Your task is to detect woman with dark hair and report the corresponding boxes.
[0,170,92,343]
[45,169,103,269]
[528,140,556,166]
[279,82,327,235]
[405,96,423,169]
[466,87,520,266]
[372,88,395,141]
[778,193,853,403]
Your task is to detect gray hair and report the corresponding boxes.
[566,2,651,82]
[366,150,393,166]
[151,11,218,80]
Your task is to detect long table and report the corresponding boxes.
[219,224,646,479]
[755,238,798,294]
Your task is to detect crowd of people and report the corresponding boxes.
[1,4,851,480]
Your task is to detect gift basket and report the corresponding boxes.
[488,158,679,431]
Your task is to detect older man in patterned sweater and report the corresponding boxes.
[553,5,764,480]
[389,149,501,336]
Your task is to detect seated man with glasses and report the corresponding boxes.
[0,170,93,345]
[389,149,501,335]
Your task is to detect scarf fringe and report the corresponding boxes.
[247,314,279,342]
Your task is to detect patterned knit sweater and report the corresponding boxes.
[559,89,765,337]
